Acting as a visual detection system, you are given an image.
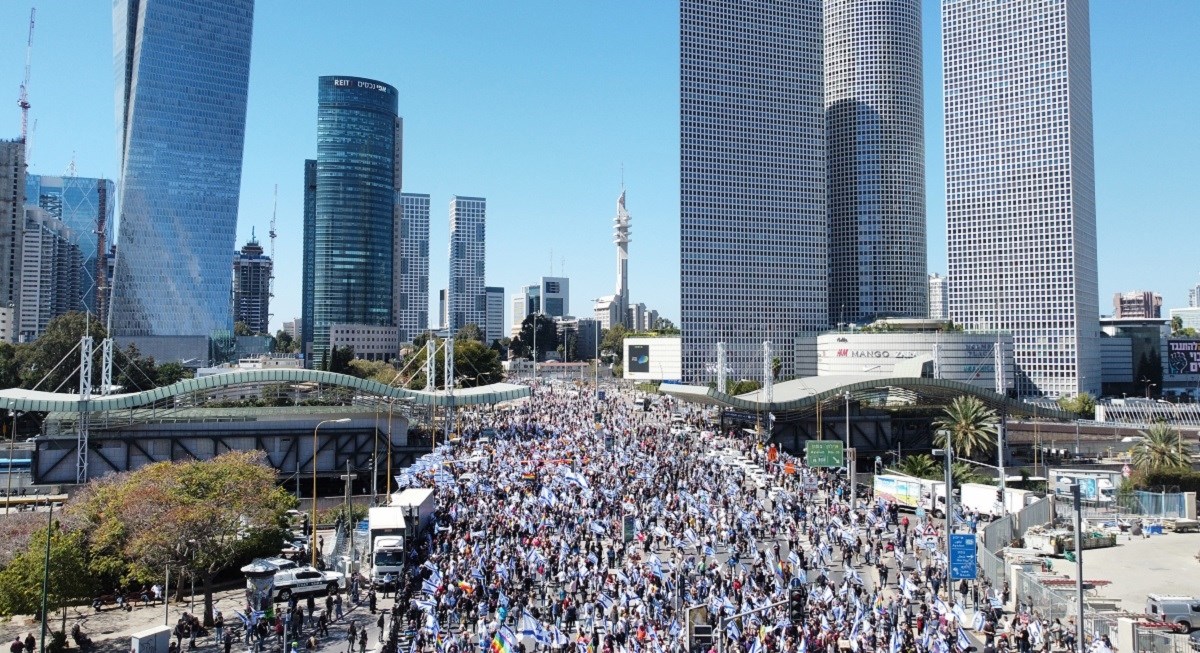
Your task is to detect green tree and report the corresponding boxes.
[1131,422,1192,472]
[17,311,106,391]
[233,321,253,336]
[652,317,678,332]
[932,395,999,460]
[0,342,20,389]
[399,338,503,389]
[771,357,782,380]
[892,454,939,479]
[1056,392,1096,419]
[154,361,192,387]
[516,314,559,362]
[70,451,295,625]
[0,520,94,618]
[323,345,355,374]
[347,359,398,385]
[455,323,486,343]
[600,324,627,362]
[726,379,762,395]
[274,329,299,354]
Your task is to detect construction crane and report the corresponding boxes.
[17,8,35,142]
[268,184,277,305]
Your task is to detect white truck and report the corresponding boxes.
[1049,469,1119,503]
[367,488,436,588]
[874,473,949,517]
[959,483,1041,520]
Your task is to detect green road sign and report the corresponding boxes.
[805,440,845,468]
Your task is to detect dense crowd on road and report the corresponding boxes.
[366,381,1106,653]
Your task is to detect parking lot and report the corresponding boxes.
[1053,530,1200,614]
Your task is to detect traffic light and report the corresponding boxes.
[789,588,806,622]
[996,488,1004,502]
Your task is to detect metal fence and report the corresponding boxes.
[1057,492,1189,522]
[981,515,1014,553]
[978,545,1006,587]
[1012,567,1119,642]
[1016,496,1054,531]
[1133,627,1191,653]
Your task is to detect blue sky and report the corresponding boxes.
[0,1,1196,335]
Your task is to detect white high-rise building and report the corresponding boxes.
[825,0,926,326]
[448,196,486,333]
[928,274,948,320]
[395,193,430,343]
[943,0,1100,398]
[680,0,827,383]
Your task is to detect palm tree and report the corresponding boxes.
[1131,421,1193,471]
[933,395,999,460]
[893,454,940,479]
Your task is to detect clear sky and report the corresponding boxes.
[0,1,1196,335]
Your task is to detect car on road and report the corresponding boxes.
[281,537,308,555]
[270,565,345,602]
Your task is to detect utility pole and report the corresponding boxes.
[1072,483,1084,650]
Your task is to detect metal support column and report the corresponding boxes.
[76,336,93,484]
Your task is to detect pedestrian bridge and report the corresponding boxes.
[0,368,531,413]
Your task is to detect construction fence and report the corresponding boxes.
[1057,491,1189,522]
[1012,566,1120,642]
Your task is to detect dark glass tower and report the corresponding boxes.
[826,0,926,326]
[301,159,316,362]
[311,76,401,369]
[110,0,254,336]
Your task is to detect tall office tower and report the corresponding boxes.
[680,0,827,383]
[448,196,486,333]
[825,0,926,326]
[484,287,505,345]
[0,141,25,318]
[1190,282,1200,308]
[301,159,316,361]
[612,191,631,328]
[944,0,1100,397]
[928,273,948,320]
[232,234,272,334]
[282,318,300,342]
[25,175,115,320]
[18,207,83,342]
[111,0,255,336]
[309,76,401,369]
[1112,291,1161,319]
[394,192,430,343]
[539,277,569,318]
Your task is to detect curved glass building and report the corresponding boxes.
[310,76,401,368]
[825,0,926,326]
[110,0,255,336]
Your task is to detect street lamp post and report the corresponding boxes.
[312,418,352,568]
[933,440,955,550]
[843,392,855,501]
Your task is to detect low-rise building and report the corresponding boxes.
[328,324,399,362]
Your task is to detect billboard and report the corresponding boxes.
[1167,340,1200,375]
[628,345,650,373]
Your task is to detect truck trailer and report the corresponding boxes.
[366,488,437,588]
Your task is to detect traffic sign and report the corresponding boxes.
[948,533,977,580]
[805,440,844,468]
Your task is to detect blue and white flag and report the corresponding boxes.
[726,621,741,642]
[788,550,802,567]
[704,545,716,557]
[589,520,607,535]
[952,603,968,625]
[971,611,985,632]
[599,594,614,612]
[422,578,439,595]
[956,627,972,652]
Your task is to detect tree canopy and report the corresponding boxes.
[932,395,999,460]
[511,314,559,362]
[455,323,486,343]
[396,338,503,389]
[1056,393,1096,420]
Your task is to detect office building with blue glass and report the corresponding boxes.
[307,76,402,369]
[110,0,255,336]
[448,197,486,334]
[25,175,115,319]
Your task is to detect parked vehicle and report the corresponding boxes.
[873,473,948,517]
[1146,594,1200,632]
[268,565,345,602]
[959,483,1042,520]
[366,488,436,588]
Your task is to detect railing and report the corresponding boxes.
[978,545,1006,587]
[1133,627,1191,653]
[981,515,1014,552]
[1013,567,1120,642]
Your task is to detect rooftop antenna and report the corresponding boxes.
[66,152,77,177]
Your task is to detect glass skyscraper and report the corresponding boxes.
[943,0,1100,398]
[309,76,401,369]
[448,197,486,333]
[395,192,430,343]
[25,175,115,319]
[826,0,926,326]
[301,159,316,362]
[680,0,827,383]
[110,0,255,336]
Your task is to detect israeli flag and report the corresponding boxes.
[957,628,972,652]
[534,624,551,647]
[971,611,985,632]
[422,578,438,595]
[953,603,968,625]
[789,550,802,567]
[599,594,614,612]
[704,545,716,557]
[1028,620,1042,645]
[890,630,903,653]
[935,596,949,616]
[519,610,539,636]
[726,621,741,642]
[589,520,607,535]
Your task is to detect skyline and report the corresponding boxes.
[0,1,1197,335]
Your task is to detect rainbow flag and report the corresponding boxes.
[521,472,536,481]
[490,627,516,653]
[458,581,474,594]
[774,560,785,578]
